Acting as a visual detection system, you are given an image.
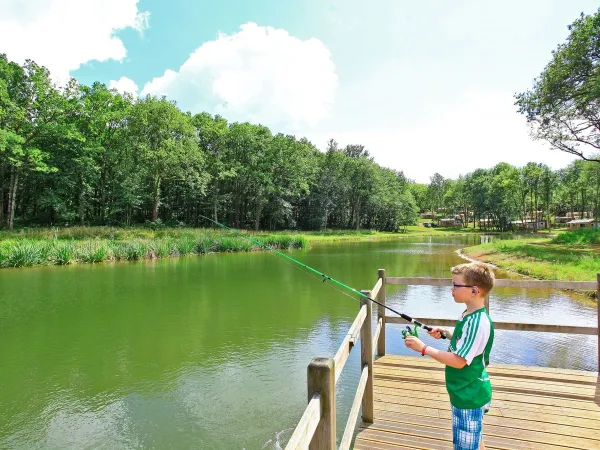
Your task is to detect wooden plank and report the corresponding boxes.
[355,428,452,450]
[373,366,600,393]
[339,365,368,450]
[384,316,599,335]
[385,277,598,290]
[377,268,386,357]
[375,408,600,444]
[284,393,321,450]
[373,384,600,420]
[374,374,599,403]
[374,366,599,398]
[373,391,600,430]
[360,291,374,423]
[366,417,599,450]
[372,318,382,357]
[357,423,571,450]
[371,277,382,299]
[332,304,365,383]
[377,354,599,377]
[375,360,600,386]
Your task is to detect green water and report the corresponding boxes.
[0,235,597,449]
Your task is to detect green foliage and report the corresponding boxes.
[2,240,50,267]
[515,9,600,163]
[0,229,308,269]
[464,238,600,281]
[552,228,600,245]
[51,242,75,265]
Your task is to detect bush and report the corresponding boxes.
[552,228,600,245]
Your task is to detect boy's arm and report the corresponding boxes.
[404,336,466,369]
[424,346,466,369]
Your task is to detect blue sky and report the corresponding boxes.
[2,0,599,182]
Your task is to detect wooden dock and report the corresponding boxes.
[354,355,600,450]
[285,272,599,450]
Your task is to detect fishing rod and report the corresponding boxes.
[200,215,446,339]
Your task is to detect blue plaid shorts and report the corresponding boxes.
[451,403,490,450]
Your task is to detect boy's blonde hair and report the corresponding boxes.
[451,262,495,294]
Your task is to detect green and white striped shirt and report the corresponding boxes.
[445,307,494,409]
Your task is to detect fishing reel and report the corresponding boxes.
[401,323,421,340]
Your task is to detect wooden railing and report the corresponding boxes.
[285,270,600,450]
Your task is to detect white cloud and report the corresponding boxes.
[305,91,576,183]
[109,76,139,98]
[141,23,338,128]
[0,0,149,84]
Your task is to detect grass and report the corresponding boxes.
[0,223,544,270]
[462,235,600,282]
[0,228,307,269]
[552,228,600,245]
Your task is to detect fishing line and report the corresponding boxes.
[199,215,446,339]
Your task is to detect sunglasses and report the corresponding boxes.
[452,283,475,289]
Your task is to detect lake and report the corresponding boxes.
[0,235,596,449]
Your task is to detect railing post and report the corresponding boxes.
[307,357,336,450]
[377,269,386,356]
[484,294,490,312]
[597,273,599,373]
[360,290,374,423]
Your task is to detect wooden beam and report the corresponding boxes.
[360,290,374,424]
[307,358,335,450]
[371,277,382,300]
[339,365,369,450]
[385,316,599,335]
[284,393,321,450]
[372,318,382,358]
[386,277,598,290]
[377,269,386,356]
[333,305,366,384]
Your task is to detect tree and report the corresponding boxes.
[0,56,59,229]
[515,9,600,163]
[129,96,206,222]
[427,173,445,216]
[396,191,419,232]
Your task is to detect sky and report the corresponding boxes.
[1,0,598,183]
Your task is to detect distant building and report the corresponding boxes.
[420,213,435,219]
[438,218,462,227]
[567,219,598,229]
[511,219,547,230]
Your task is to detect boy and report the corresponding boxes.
[404,262,495,450]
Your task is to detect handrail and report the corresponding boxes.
[339,365,369,450]
[285,393,321,449]
[385,316,599,335]
[285,280,380,449]
[333,305,366,383]
[387,277,598,290]
[372,317,382,357]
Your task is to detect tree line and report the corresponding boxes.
[0,54,416,231]
[414,160,600,232]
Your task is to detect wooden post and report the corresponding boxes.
[360,290,374,423]
[377,269,386,356]
[484,294,490,312]
[597,273,599,373]
[307,357,336,450]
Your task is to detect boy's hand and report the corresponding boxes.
[427,327,446,340]
[404,336,425,353]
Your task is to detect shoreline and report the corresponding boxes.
[458,243,599,300]
[0,225,555,270]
